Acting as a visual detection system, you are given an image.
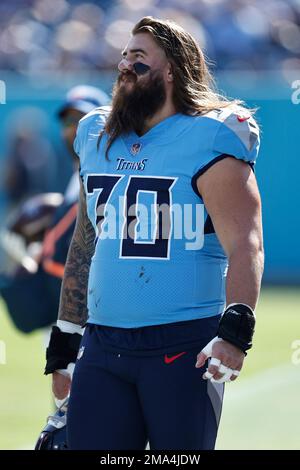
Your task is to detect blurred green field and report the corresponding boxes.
[0,287,299,450]
[217,287,300,450]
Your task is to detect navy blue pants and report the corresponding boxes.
[67,317,224,450]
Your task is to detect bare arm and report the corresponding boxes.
[197,157,264,310]
[195,157,264,380]
[58,176,95,326]
[50,175,95,398]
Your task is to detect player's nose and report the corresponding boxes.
[118,58,134,73]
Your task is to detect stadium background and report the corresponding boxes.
[0,0,299,449]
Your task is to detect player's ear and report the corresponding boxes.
[166,62,174,83]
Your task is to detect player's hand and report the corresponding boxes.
[52,371,71,400]
[195,336,245,383]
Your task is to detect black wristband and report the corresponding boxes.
[44,326,82,375]
[217,303,256,354]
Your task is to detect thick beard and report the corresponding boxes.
[105,70,167,138]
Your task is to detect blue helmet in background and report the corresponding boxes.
[57,84,110,119]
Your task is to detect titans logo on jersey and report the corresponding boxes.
[74,105,260,328]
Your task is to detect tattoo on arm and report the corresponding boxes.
[58,176,95,325]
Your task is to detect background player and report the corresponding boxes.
[0,86,109,334]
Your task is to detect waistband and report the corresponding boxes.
[85,315,220,357]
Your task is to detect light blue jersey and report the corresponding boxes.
[74,106,260,327]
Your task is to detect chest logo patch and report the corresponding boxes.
[130,142,142,156]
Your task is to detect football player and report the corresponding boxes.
[45,17,264,450]
[0,85,109,334]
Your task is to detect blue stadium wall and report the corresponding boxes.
[0,71,299,284]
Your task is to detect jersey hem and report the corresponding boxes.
[87,311,221,329]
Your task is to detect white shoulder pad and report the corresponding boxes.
[74,106,111,157]
[79,105,111,124]
[206,106,259,153]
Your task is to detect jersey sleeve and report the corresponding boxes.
[73,126,81,158]
[73,105,111,162]
[191,106,260,199]
[72,111,92,159]
[212,107,260,164]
